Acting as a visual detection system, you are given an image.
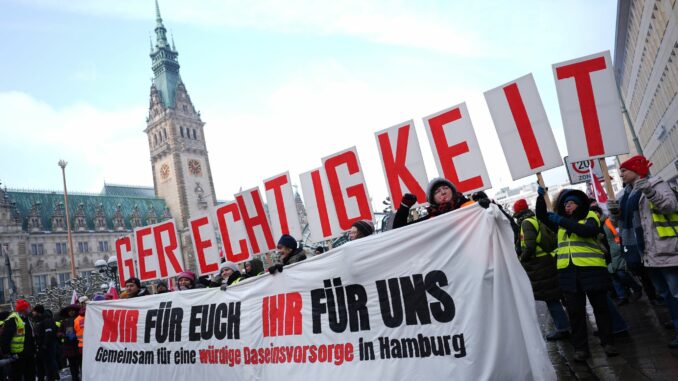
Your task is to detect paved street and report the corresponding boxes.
[538,296,678,380]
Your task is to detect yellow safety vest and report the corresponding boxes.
[521,217,547,257]
[650,202,678,238]
[4,312,25,354]
[555,211,606,269]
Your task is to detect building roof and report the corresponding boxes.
[101,183,156,198]
[7,187,168,232]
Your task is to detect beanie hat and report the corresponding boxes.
[277,234,298,250]
[33,304,45,314]
[78,296,89,304]
[351,220,374,238]
[513,199,529,214]
[426,178,456,204]
[620,155,652,178]
[177,271,195,283]
[563,195,581,205]
[125,277,141,288]
[220,261,239,273]
[156,281,167,288]
[15,299,30,313]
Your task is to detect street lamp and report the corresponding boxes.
[95,256,119,291]
[58,160,77,279]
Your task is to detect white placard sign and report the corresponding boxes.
[423,103,491,194]
[375,120,429,206]
[264,172,303,241]
[484,73,563,180]
[553,51,629,161]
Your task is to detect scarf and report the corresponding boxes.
[619,184,645,252]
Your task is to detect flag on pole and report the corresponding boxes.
[107,286,119,300]
[70,290,78,305]
[589,165,608,205]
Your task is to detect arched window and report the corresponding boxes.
[180,127,184,138]
[193,129,197,140]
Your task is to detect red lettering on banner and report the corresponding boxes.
[135,226,156,280]
[324,151,371,230]
[262,293,303,337]
[216,203,250,262]
[236,190,275,254]
[264,175,291,235]
[115,236,135,283]
[311,170,332,237]
[191,216,218,274]
[153,221,183,278]
[503,83,545,169]
[101,309,138,343]
[428,108,484,193]
[555,56,607,157]
[377,124,426,204]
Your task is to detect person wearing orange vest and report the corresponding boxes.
[73,306,85,355]
[393,177,489,229]
[0,299,36,381]
[591,205,643,306]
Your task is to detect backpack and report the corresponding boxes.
[537,220,558,253]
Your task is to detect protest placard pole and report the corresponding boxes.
[535,172,553,211]
[598,158,616,202]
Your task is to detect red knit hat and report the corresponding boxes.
[513,199,529,213]
[15,299,30,313]
[620,155,652,178]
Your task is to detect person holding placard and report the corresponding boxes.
[392,177,487,229]
[536,188,619,361]
[268,235,307,274]
[513,199,570,341]
[609,155,678,348]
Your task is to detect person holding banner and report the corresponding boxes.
[349,220,374,241]
[175,271,197,291]
[609,155,678,348]
[219,261,243,286]
[242,258,265,279]
[513,199,570,341]
[536,188,619,361]
[268,234,307,274]
[393,178,485,229]
[124,277,148,298]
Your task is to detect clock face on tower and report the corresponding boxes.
[188,159,202,176]
[160,163,170,180]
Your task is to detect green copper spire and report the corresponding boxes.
[150,0,180,108]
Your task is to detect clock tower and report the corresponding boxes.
[146,0,217,229]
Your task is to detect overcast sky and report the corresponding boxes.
[0,0,617,207]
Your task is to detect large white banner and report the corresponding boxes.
[484,73,563,180]
[553,51,629,161]
[84,205,555,380]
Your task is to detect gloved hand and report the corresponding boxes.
[478,198,491,209]
[547,212,562,225]
[537,186,547,196]
[268,264,283,275]
[400,193,417,208]
[634,178,653,195]
[220,283,228,291]
[606,200,620,215]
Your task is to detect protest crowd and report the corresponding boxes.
[0,154,675,380]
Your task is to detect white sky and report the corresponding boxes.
[0,0,618,208]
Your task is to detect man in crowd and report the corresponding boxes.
[269,234,307,274]
[609,155,678,348]
[124,277,148,298]
[1,299,36,380]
